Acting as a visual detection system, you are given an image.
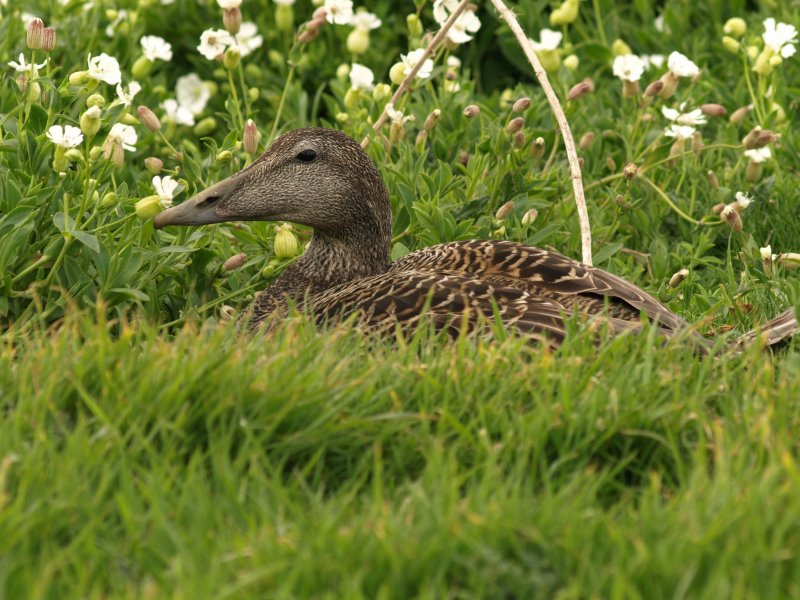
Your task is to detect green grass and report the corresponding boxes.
[3,0,800,596]
[2,317,800,598]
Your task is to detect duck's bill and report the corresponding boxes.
[153,177,237,229]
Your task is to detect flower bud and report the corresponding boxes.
[15,75,28,94]
[41,27,57,52]
[275,4,294,32]
[80,106,102,137]
[692,132,704,156]
[495,201,514,220]
[389,62,406,85]
[729,105,750,125]
[606,157,616,172]
[223,47,240,69]
[69,70,90,86]
[343,87,361,109]
[512,131,525,149]
[347,28,370,54]
[712,203,726,215]
[521,208,538,226]
[194,117,217,137]
[753,49,772,75]
[223,253,247,271]
[512,97,531,113]
[776,253,800,269]
[698,104,725,118]
[87,94,105,108]
[457,151,470,166]
[579,132,594,150]
[64,148,82,162]
[549,0,579,25]
[722,36,740,54]
[530,137,545,159]
[623,162,638,180]
[423,109,441,132]
[745,160,763,182]
[335,112,349,123]
[274,224,299,259]
[769,55,783,68]
[706,170,719,189]
[100,191,118,208]
[657,72,679,99]
[567,79,594,101]
[298,28,319,43]
[372,83,391,103]
[463,104,480,118]
[137,105,161,132]
[135,195,164,219]
[144,156,163,173]
[243,119,259,154]
[720,204,743,232]
[642,80,664,98]
[132,56,153,80]
[723,17,746,36]
[563,54,580,71]
[760,245,772,261]
[611,39,632,56]
[216,150,232,163]
[223,7,242,34]
[406,13,423,39]
[27,18,44,50]
[505,117,524,135]
[668,268,689,288]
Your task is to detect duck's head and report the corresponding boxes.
[154,128,391,242]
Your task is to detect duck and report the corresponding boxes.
[153,127,797,348]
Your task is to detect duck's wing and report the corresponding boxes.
[390,240,689,331]
[308,270,647,345]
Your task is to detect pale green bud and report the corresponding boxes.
[274,224,298,259]
[135,195,163,219]
[275,4,294,31]
[87,94,105,108]
[194,117,217,136]
[347,28,369,54]
[372,83,391,102]
[131,56,153,80]
[611,39,632,56]
[80,106,102,137]
[723,17,746,37]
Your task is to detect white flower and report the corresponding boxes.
[176,73,210,115]
[654,14,665,33]
[734,191,754,210]
[116,81,141,106]
[273,0,296,4]
[87,53,121,85]
[235,22,263,57]
[7,53,48,77]
[762,18,798,58]
[667,51,699,78]
[153,175,179,208]
[433,0,481,45]
[140,35,173,62]
[661,103,707,126]
[760,245,772,260]
[107,123,137,151]
[401,48,434,79]
[197,28,235,60]
[529,28,562,52]
[217,0,241,7]
[349,63,374,91]
[350,11,381,31]
[324,0,353,25]
[447,55,462,69]
[385,103,414,125]
[46,125,84,148]
[612,55,645,82]
[642,54,665,70]
[745,147,771,163]
[664,124,696,140]
[161,99,196,126]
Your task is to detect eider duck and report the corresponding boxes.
[154,128,797,348]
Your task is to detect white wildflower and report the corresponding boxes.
[7,53,48,77]
[140,36,173,62]
[642,54,665,69]
[760,245,772,260]
[667,51,699,78]
[612,54,645,82]
[106,123,137,152]
[87,53,121,85]
[664,124,696,140]
[401,48,434,79]
[744,147,771,163]
[661,103,707,126]
[323,0,353,25]
[46,125,84,148]
[349,11,381,31]
[433,0,481,45]
[217,0,241,7]
[234,22,263,56]
[529,28,562,52]
[734,191,754,210]
[176,73,211,115]
[349,63,374,91]
[152,175,179,208]
[385,103,414,125]
[447,55,462,69]
[161,99,196,126]
[116,81,141,106]
[197,28,235,60]
[762,18,798,58]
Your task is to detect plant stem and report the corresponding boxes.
[268,63,295,144]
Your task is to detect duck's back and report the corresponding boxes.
[303,240,690,344]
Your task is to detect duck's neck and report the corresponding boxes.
[253,219,391,321]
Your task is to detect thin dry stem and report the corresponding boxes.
[362,1,474,148]
[488,0,593,265]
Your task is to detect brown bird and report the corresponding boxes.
[154,128,797,348]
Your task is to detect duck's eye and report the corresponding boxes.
[296,149,317,163]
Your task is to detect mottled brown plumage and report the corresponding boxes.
[153,128,797,348]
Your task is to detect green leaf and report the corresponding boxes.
[71,229,100,253]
